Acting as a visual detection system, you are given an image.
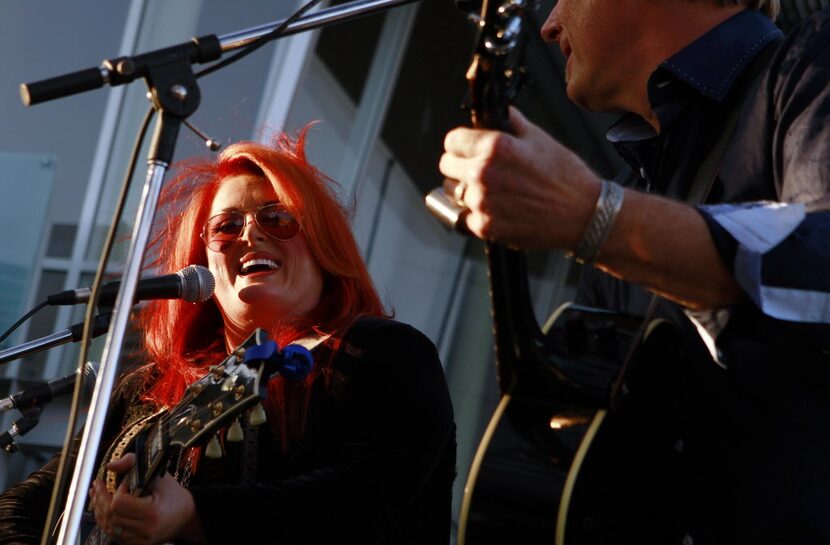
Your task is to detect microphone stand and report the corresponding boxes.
[21,1,420,543]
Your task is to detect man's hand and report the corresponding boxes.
[439,106,602,250]
[438,106,740,309]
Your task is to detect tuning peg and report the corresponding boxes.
[249,403,267,426]
[227,419,244,442]
[222,375,237,391]
[205,434,223,459]
[209,364,226,381]
[497,0,525,18]
[467,13,484,27]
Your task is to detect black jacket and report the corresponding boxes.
[0,318,456,545]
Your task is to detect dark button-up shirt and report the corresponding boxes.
[576,8,830,544]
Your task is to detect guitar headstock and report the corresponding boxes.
[424,0,530,231]
[465,0,528,131]
[166,328,271,450]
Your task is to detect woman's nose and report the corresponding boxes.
[239,214,266,242]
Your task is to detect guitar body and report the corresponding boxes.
[558,312,687,545]
[460,304,684,545]
[459,390,572,543]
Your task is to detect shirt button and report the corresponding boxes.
[682,534,694,545]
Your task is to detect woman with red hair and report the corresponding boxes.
[0,130,456,545]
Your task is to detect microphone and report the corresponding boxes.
[46,265,215,306]
[0,362,98,414]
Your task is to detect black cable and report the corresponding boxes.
[41,105,156,545]
[194,0,324,79]
[75,104,155,376]
[0,300,48,348]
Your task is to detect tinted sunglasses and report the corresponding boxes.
[201,203,300,252]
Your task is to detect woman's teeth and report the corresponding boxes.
[239,258,280,275]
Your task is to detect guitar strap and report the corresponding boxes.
[610,38,782,403]
[238,332,330,484]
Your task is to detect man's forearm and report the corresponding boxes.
[596,188,741,310]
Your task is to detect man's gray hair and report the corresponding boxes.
[719,0,780,19]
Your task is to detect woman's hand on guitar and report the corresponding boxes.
[439,106,602,251]
[88,453,205,545]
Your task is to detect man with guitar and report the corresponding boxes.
[441,0,830,542]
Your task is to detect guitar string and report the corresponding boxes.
[165,387,253,435]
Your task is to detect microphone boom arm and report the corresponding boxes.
[0,314,111,367]
[21,0,420,106]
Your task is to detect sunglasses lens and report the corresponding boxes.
[257,205,300,241]
[205,213,245,251]
[203,205,300,252]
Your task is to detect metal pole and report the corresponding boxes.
[54,162,167,545]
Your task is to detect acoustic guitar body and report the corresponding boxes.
[459,390,581,543]
[460,304,684,545]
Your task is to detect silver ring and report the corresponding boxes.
[453,181,468,207]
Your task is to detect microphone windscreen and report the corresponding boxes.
[178,265,215,303]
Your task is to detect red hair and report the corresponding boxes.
[134,126,386,446]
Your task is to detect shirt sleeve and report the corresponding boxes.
[0,456,61,545]
[697,202,830,323]
[188,320,456,545]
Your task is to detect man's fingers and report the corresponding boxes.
[443,127,479,158]
[464,208,495,241]
[438,153,461,182]
[444,110,529,159]
[442,176,461,197]
[507,105,531,136]
[439,153,485,191]
[444,126,511,159]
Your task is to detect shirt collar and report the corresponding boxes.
[658,9,782,102]
[607,10,781,145]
